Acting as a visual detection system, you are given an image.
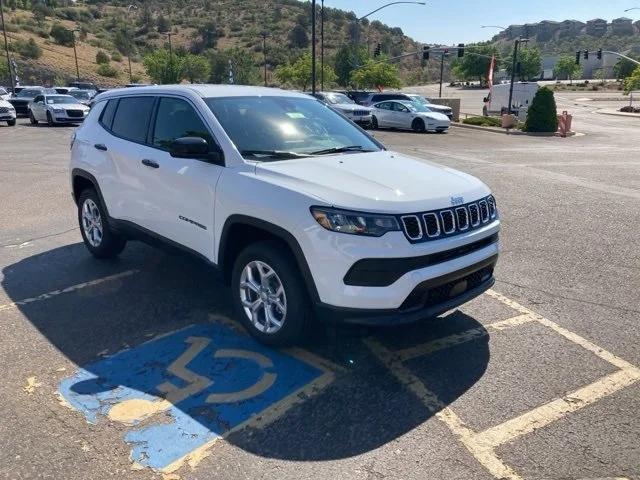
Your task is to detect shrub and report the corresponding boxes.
[523,87,558,133]
[96,63,118,78]
[110,51,123,62]
[96,50,110,64]
[462,116,502,127]
[50,24,75,47]
[16,38,42,59]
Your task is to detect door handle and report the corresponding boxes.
[141,159,159,169]
[94,143,108,151]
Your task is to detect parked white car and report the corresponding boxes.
[0,98,17,126]
[70,85,499,345]
[0,87,11,101]
[311,91,373,128]
[29,93,90,126]
[406,94,454,120]
[371,100,451,133]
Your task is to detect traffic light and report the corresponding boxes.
[374,43,382,58]
[422,45,430,60]
[457,43,465,58]
[597,49,602,60]
[575,51,581,65]
[584,50,589,60]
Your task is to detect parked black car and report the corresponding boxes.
[8,87,56,117]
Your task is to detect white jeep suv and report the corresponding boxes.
[70,85,500,345]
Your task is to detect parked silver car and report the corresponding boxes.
[28,94,90,126]
[311,91,373,127]
[406,94,454,120]
[371,100,451,133]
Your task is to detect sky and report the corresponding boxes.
[314,0,640,45]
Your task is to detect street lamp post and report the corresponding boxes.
[439,49,449,98]
[311,0,316,94]
[508,38,528,114]
[260,31,268,87]
[71,29,80,81]
[127,4,138,84]
[320,0,324,91]
[354,1,426,48]
[0,0,15,91]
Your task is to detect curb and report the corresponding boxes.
[596,109,640,119]
[452,123,576,137]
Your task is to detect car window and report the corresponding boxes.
[205,95,381,159]
[33,95,43,103]
[376,102,390,110]
[18,89,42,98]
[99,99,118,130]
[110,96,155,143]
[46,95,76,105]
[152,97,213,151]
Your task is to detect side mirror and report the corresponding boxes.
[169,137,224,165]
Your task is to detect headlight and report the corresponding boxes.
[52,107,65,113]
[311,207,400,237]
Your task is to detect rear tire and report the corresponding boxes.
[231,241,312,346]
[46,111,54,127]
[412,118,426,133]
[77,188,126,259]
[29,112,38,125]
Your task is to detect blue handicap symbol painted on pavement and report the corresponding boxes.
[58,323,325,471]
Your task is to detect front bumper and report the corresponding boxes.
[52,114,86,123]
[350,115,372,126]
[315,255,497,325]
[0,113,16,121]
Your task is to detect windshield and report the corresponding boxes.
[17,89,42,98]
[0,87,7,95]
[410,95,428,106]
[205,96,381,160]
[324,93,355,105]
[70,90,92,100]
[46,96,77,105]
[406,102,432,113]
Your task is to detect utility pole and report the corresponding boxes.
[72,29,80,81]
[311,0,316,94]
[0,0,15,91]
[127,4,138,83]
[508,38,528,114]
[320,0,324,91]
[260,31,267,87]
[439,50,448,98]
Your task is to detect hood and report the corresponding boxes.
[417,111,451,122]
[255,151,490,213]
[334,103,372,112]
[49,102,88,110]
[9,97,34,104]
[0,99,13,108]
[428,104,452,112]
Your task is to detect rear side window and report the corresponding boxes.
[99,99,118,130]
[111,96,155,143]
[152,97,213,150]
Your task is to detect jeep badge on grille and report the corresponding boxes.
[450,196,464,206]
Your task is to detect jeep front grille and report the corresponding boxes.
[399,195,497,243]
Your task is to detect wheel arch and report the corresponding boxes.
[218,215,320,304]
[71,169,110,216]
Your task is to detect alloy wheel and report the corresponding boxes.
[81,198,103,247]
[239,260,287,334]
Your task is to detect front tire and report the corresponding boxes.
[78,189,126,259]
[46,111,54,127]
[371,116,378,130]
[231,241,312,346]
[412,118,426,133]
[7,119,16,127]
[29,111,38,125]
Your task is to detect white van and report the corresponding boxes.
[483,82,539,116]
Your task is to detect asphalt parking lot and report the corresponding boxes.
[1,95,639,480]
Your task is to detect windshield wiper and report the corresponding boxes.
[240,150,310,160]
[310,145,377,156]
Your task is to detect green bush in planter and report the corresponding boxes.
[524,87,558,133]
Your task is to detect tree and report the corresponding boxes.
[523,87,558,133]
[96,50,110,65]
[451,45,496,84]
[275,53,336,90]
[614,57,639,81]
[505,46,542,81]
[208,48,260,85]
[156,14,170,34]
[0,62,9,83]
[143,49,183,84]
[50,24,75,47]
[333,44,368,86]
[96,63,118,78]
[554,55,582,84]
[624,67,640,94]
[190,20,219,54]
[288,24,309,49]
[113,24,134,56]
[181,54,210,83]
[350,59,401,90]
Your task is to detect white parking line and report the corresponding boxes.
[0,270,139,313]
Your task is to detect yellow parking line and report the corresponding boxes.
[0,270,139,312]
[397,313,535,362]
[473,368,640,449]
[365,337,524,480]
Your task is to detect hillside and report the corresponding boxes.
[1,0,428,88]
